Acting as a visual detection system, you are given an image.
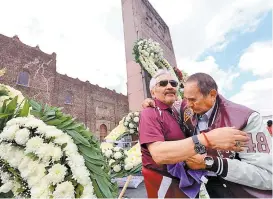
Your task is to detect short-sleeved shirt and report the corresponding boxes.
[139,99,186,175]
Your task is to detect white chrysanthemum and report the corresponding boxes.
[63,142,78,156]
[129,123,134,129]
[134,112,139,116]
[53,181,74,199]
[124,163,134,171]
[20,160,39,180]
[25,136,44,153]
[125,155,138,165]
[124,157,130,165]
[54,134,73,145]
[47,145,63,162]
[0,125,19,141]
[7,148,24,168]
[14,128,30,145]
[81,182,96,198]
[71,167,90,185]
[39,187,51,198]
[38,124,56,132]
[0,181,14,193]
[125,116,130,122]
[109,159,115,166]
[0,172,11,184]
[6,117,23,127]
[129,129,135,134]
[113,152,122,160]
[0,144,6,157]
[31,182,50,198]
[47,164,67,185]
[66,154,85,168]
[36,143,51,162]
[44,129,64,139]
[133,117,139,123]
[104,150,112,158]
[128,112,133,117]
[27,164,46,187]
[124,121,128,126]
[53,146,63,161]
[113,147,121,152]
[113,165,121,172]
[5,85,24,101]
[18,156,32,171]
[24,118,45,129]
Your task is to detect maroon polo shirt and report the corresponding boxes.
[139,99,186,175]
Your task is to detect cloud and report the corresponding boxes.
[150,0,272,59]
[0,0,127,94]
[238,41,272,77]
[229,78,272,116]
[230,40,273,116]
[0,0,271,97]
[178,56,239,94]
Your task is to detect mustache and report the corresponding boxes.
[164,89,176,95]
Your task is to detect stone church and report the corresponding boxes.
[0,34,129,141]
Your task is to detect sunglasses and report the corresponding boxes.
[157,80,178,87]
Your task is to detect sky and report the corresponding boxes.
[0,0,272,116]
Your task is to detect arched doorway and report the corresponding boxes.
[99,124,107,141]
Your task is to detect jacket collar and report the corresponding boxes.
[154,99,173,110]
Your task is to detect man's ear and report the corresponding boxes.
[150,88,156,98]
[209,89,217,101]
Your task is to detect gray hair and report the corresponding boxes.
[186,73,218,96]
[149,69,171,90]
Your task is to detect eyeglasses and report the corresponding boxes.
[157,80,178,87]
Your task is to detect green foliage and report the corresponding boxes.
[29,100,118,198]
[0,96,118,198]
[111,163,142,179]
[0,97,30,130]
[0,89,8,97]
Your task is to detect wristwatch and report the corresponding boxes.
[192,135,206,154]
[204,156,214,169]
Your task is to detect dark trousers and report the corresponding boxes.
[205,177,235,198]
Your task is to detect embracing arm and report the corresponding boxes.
[139,108,205,164]
[139,108,249,166]
[212,112,272,190]
[147,135,207,164]
[148,127,248,165]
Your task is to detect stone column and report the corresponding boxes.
[121,0,148,112]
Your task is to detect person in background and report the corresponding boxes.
[267,120,272,136]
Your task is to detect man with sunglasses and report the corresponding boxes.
[139,70,250,198]
[141,72,272,198]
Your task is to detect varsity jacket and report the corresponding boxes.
[178,95,272,197]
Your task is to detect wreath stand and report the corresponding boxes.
[118,175,133,199]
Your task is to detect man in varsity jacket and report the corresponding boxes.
[143,72,272,198]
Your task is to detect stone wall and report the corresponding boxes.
[0,34,57,105]
[0,34,129,139]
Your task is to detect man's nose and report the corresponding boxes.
[187,100,193,108]
[166,82,173,88]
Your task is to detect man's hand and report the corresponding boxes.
[185,154,206,170]
[206,127,249,152]
[141,98,155,109]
